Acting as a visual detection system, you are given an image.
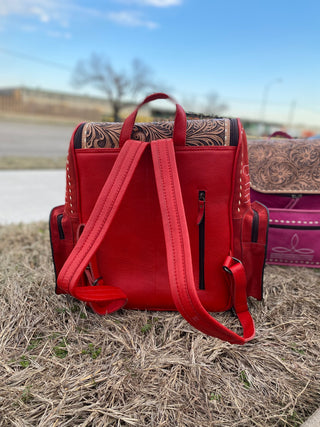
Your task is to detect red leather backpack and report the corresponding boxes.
[50,93,268,344]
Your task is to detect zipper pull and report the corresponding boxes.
[197,191,206,225]
[285,194,303,209]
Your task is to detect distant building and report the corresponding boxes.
[0,87,175,122]
[0,87,121,121]
[240,118,286,137]
[0,87,317,137]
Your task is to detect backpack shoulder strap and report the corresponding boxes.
[151,138,255,344]
[57,140,149,315]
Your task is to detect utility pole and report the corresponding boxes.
[260,78,282,134]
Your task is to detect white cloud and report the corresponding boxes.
[0,0,68,25]
[116,0,182,6]
[137,0,182,6]
[47,30,72,39]
[107,11,158,29]
[0,0,165,31]
[30,6,50,23]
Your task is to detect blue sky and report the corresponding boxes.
[0,0,319,129]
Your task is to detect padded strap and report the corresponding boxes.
[57,140,149,314]
[150,138,255,344]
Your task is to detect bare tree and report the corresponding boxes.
[182,92,228,118]
[72,54,157,121]
[202,92,228,116]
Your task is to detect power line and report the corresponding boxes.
[224,95,286,106]
[1,47,319,116]
[0,47,72,71]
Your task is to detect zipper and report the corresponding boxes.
[74,123,85,149]
[251,209,259,242]
[230,119,239,146]
[284,194,303,209]
[270,224,320,230]
[198,191,206,290]
[57,214,65,239]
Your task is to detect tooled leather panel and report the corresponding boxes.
[248,138,320,194]
[81,119,231,148]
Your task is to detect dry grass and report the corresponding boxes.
[0,157,66,170]
[0,222,319,426]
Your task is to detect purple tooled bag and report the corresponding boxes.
[248,135,320,268]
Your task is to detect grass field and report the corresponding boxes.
[0,156,66,170]
[0,222,319,426]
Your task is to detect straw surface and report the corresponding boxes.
[0,222,319,426]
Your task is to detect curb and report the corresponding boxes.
[301,408,320,426]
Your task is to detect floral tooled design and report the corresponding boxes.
[84,123,122,148]
[289,144,319,167]
[131,127,149,142]
[132,122,173,142]
[248,139,320,193]
[186,119,227,146]
[82,119,230,148]
[259,159,297,186]
[249,144,273,163]
[312,165,320,184]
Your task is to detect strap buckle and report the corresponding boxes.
[223,256,248,315]
[223,257,241,274]
[91,276,103,286]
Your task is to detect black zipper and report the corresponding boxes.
[230,119,239,146]
[198,191,206,290]
[270,224,320,230]
[74,123,85,149]
[57,214,65,239]
[251,209,259,242]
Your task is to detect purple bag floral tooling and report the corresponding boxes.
[248,137,320,268]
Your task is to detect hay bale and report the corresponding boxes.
[0,222,319,426]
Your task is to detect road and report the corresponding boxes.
[0,119,72,224]
[0,119,75,157]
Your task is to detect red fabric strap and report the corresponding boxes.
[57,140,149,314]
[223,256,255,341]
[150,138,255,344]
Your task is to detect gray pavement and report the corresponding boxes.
[301,408,320,426]
[0,120,74,157]
[0,169,65,224]
[0,119,70,224]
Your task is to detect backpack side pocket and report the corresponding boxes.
[241,201,269,300]
[49,205,74,295]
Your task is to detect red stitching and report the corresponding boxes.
[155,141,206,329]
